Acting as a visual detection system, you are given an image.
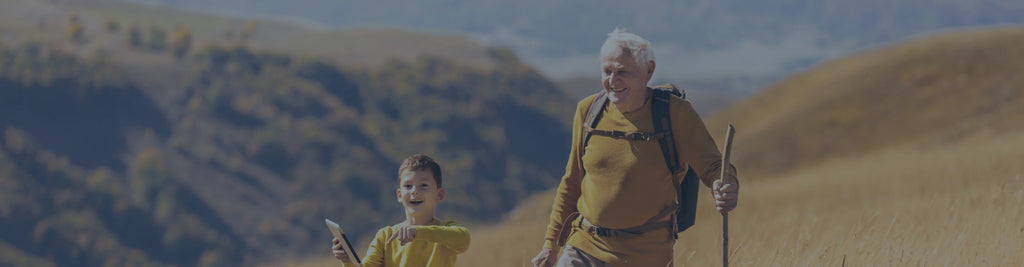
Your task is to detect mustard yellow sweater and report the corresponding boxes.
[543,90,736,266]
[346,218,470,267]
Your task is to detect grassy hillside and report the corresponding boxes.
[382,28,1024,267]
[709,28,1024,177]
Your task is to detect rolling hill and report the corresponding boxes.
[709,27,1024,177]
[120,0,1024,120]
[370,27,1024,267]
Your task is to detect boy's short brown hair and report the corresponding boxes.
[398,154,443,188]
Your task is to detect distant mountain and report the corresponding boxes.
[0,0,499,71]
[0,38,573,267]
[122,0,1024,81]
[0,1,577,266]
[115,0,1024,120]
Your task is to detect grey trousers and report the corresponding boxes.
[556,245,607,267]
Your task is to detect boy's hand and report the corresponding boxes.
[386,225,418,245]
[332,237,351,262]
[531,248,556,267]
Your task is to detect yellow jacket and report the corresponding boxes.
[543,90,735,266]
[347,218,470,267]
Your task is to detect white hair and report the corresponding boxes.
[600,28,655,67]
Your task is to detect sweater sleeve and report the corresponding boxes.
[672,99,738,188]
[345,227,388,267]
[541,96,592,249]
[413,220,471,253]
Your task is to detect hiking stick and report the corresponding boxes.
[719,125,736,267]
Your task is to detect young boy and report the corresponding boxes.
[332,154,470,267]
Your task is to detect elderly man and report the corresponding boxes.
[531,28,739,267]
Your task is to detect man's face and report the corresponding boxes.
[601,47,653,111]
[396,170,444,217]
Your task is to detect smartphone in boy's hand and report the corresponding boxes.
[326,219,362,267]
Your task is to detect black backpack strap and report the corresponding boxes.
[651,85,701,237]
[651,87,681,175]
[651,87,681,238]
[582,90,608,150]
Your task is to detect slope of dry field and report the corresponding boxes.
[449,132,1024,266]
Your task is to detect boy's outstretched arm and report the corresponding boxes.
[412,221,471,253]
[340,227,387,267]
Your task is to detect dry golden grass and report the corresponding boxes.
[668,131,1024,266]
[460,132,1024,266]
[708,28,1024,178]
[294,131,1024,267]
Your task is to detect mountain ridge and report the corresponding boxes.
[122,0,1024,82]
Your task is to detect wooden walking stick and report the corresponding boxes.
[719,125,736,267]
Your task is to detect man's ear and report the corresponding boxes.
[647,61,656,75]
[436,188,446,201]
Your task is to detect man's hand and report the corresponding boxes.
[531,248,556,267]
[332,237,351,262]
[386,225,418,246]
[713,179,739,214]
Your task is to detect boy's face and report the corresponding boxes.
[396,169,445,217]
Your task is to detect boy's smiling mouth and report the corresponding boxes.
[409,200,424,205]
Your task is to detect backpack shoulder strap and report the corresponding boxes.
[651,85,682,175]
[652,84,704,237]
[582,90,608,149]
[654,86,682,237]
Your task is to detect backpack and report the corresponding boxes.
[581,84,701,238]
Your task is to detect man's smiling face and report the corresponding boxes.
[601,47,653,113]
[396,169,444,217]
